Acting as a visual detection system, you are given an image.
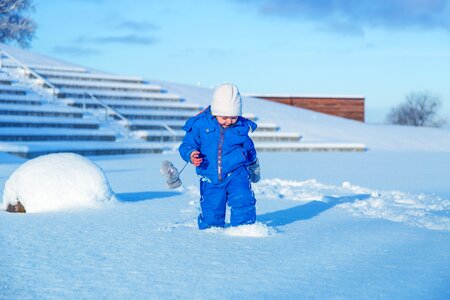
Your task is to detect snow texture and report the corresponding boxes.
[1,151,450,299]
[1,45,450,299]
[2,153,115,213]
[253,178,450,231]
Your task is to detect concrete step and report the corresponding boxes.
[0,72,12,83]
[56,87,182,102]
[0,115,99,129]
[250,132,301,142]
[117,109,256,122]
[0,103,84,118]
[254,122,279,131]
[0,97,42,106]
[126,120,278,132]
[49,78,162,92]
[254,142,367,152]
[64,98,202,111]
[0,141,163,158]
[0,128,116,142]
[0,85,27,95]
[134,129,301,142]
[117,109,193,121]
[128,120,190,131]
[34,69,146,84]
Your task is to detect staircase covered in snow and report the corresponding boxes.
[0,45,365,158]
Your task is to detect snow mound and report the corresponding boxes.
[2,153,116,213]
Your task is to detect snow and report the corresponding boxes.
[1,49,450,298]
[1,150,450,299]
[254,178,450,231]
[219,222,277,237]
[58,87,181,100]
[1,43,87,73]
[0,127,115,136]
[2,153,115,213]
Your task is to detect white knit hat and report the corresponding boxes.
[211,83,242,116]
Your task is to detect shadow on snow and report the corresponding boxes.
[116,191,182,202]
[258,194,371,227]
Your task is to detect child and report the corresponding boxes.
[179,83,260,230]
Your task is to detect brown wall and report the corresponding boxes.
[254,96,365,122]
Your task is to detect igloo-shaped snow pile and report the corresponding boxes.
[2,153,116,213]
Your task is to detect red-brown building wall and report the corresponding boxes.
[252,96,365,122]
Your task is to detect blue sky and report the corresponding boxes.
[28,0,450,123]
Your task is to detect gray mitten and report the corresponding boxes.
[160,160,182,189]
[248,158,260,183]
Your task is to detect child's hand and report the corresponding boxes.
[248,158,260,183]
[190,151,203,166]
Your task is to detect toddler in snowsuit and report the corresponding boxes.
[179,83,260,230]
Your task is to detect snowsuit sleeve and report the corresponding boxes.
[242,119,258,164]
[244,135,257,164]
[179,117,200,163]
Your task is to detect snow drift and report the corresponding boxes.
[2,153,115,213]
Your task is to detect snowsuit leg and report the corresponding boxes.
[227,169,256,227]
[197,168,256,229]
[198,180,227,229]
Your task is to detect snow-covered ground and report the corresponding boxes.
[1,43,450,298]
[1,148,450,299]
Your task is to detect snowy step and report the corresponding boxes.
[49,78,162,92]
[0,79,12,85]
[134,130,301,142]
[0,78,13,86]
[0,73,13,85]
[0,115,99,129]
[116,109,195,121]
[254,122,279,132]
[0,72,11,82]
[0,128,116,142]
[56,87,182,102]
[28,64,87,73]
[0,141,163,158]
[0,94,43,101]
[125,119,276,131]
[254,142,367,152]
[128,120,189,130]
[64,98,202,111]
[250,132,302,142]
[0,85,27,95]
[243,113,256,121]
[134,129,185,142]
[117,109,256,122]
[0,103,84,118]
[34,69,145,84]
[0,96,43,106]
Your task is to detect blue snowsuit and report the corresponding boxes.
[179,107,258,229]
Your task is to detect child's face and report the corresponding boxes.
[215,116,238,128]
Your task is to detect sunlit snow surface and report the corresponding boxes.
[253,179,450,231]
[1,152,450,299]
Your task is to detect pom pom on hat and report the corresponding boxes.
[211,83,242,116]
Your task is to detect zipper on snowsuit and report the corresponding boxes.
[218,126,225,181]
